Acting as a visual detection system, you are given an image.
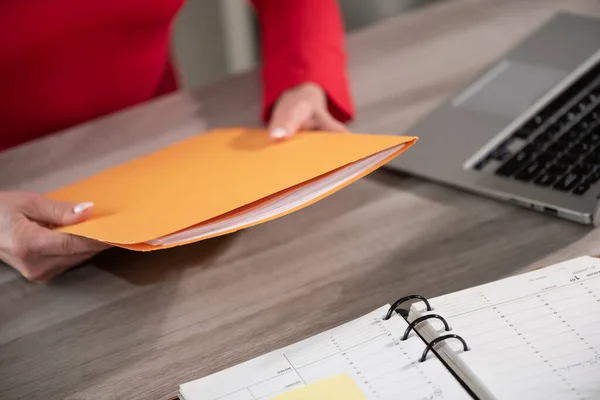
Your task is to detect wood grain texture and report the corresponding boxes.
[2,1,600,399]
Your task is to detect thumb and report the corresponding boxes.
[20,195,94,227]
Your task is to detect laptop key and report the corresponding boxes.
[583,130,600,145]
[532,131,553,146]
[567,110,579,121]
[502,146,536,168]
[512,127,534,139]
[579,116,594,132]
[535,153,556,168]
[584,152,600,165]
[554,173,582,192]
[495,146,535,177]
[570,142,592,155]
[524,115,545,130]
[489,141,515,161]
[495,150,512,162]
[496,160,521,177]
[572,163,595,175]
[583,109,600,127]
[579,95,595,111]
[556,114,571,130]
[545,124,562,138]
[547,162,570,176]
[534,173,558,187]
[535,125,566,145]
[573,183,591,196]
[515,162,543,182]
[586,170,600,185]
[540,148,561,161]
[548,140,570,154]
[558,151,580,165]
[590,103,600,118]
[563,127,586,142]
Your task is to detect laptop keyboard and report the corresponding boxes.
[475,62,600,196]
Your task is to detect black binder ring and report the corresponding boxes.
[419,334,470,362]
[384,295,432,320]
[401,314,451,341]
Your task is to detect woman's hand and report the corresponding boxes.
[0,191,110,282]
[268,82,348,140]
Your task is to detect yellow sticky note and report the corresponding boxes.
[272,374,368,400]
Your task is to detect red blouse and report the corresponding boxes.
[0,0,354,151]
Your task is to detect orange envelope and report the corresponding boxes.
[46,127,416,250]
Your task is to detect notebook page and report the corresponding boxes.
[179,306,471,400]
[415,256,600,400]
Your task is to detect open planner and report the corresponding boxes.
[177,256,600,400]
[45,128,415,251]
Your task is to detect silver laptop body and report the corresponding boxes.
[386,12,600,226]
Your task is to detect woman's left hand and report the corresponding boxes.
[268,82,348,141]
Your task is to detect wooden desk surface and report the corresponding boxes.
[2,1,600,399]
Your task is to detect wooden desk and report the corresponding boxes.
[1,1,600,399]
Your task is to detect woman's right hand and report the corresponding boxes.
[0,191,110,282]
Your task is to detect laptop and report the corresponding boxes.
[386,12,600,226]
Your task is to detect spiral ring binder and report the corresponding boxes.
[384,295,470,364]
[419,334,470,362]
[401,314,451,341]
[384,295,432,320]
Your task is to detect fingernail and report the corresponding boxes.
[73,202,94,214]
[270,127,288,140]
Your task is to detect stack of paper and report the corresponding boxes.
[47,128,416,250]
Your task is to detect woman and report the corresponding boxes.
[0,0,355,282]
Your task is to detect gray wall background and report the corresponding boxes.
[173,0,444,89]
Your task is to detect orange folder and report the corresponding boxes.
[46,128,416,250]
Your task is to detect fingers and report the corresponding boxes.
[269,99,313,141]
[314,109,349,133]
[268,83,349,140]
[0,192,106,283]
[1,218,109,282]
[19,193,93,226]
[25,223,110,257]
[270,108,348,141]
